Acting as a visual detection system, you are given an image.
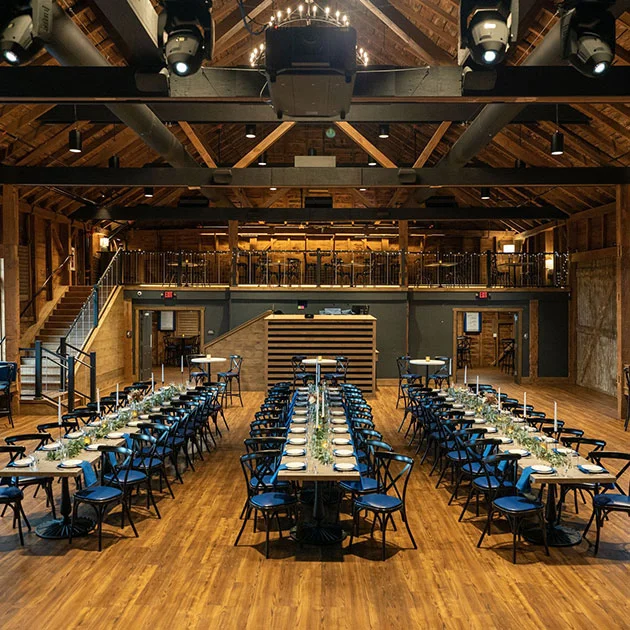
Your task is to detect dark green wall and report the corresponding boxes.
[124,288,570,379]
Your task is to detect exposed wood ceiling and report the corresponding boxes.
[0,0,628,231]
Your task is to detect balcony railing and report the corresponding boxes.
[120,250,569,289]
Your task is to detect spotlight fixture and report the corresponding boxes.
[159,0,214,77]
[480,187,491,200]
[245,124,256,139]
[459,0,518,66]
[550,131,564,156]
[367,156,377,166]
[68,129,82,154]
[378,124,389,139]
[561,1,615,78]
[257,152,267,166]
[144,187,154,198]
[0,11,43,66]
[109,155,120,168]
[359,188,367,192]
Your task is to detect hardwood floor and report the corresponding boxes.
[0,374,629,630]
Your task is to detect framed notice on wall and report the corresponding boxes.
[159,311,175,332]
[463,312,482,333]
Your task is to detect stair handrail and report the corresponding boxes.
[64,247,122,355]
[20,254,72,318]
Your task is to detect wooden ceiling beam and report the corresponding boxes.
[335,122,396,168]
[233,122,295,168]
[354,0,453,64]
[179,121,217,167]
[515,221,560,240]
[214,0,272,52]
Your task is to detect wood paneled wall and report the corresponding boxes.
[456,311,515,368]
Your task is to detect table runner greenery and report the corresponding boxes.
[448,387,568,468]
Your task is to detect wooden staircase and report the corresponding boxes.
[21,286,93,400]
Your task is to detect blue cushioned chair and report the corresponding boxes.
[0,445,31,545]
[476,453,549,563]
[349,451,417,560]
[583,451,630,555]
[70,446,139,551]
[234,450,298,558]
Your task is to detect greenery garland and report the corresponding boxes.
[447,386,568,468]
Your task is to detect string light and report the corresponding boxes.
[249,2,369,67]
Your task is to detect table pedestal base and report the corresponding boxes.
[35,517,95,540]
[522,523,582,547]
[290,522,346,545]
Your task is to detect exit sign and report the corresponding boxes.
[476,291,491,299]
[162,291,176,300]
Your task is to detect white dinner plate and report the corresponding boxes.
[542,436,557,443]
[485,427,498,433]
[59,459,84,468]
[473,418,486,424]
[444,397,455,402]
[85,444,101,451]
[285,461,306,471]
[531,464,554,474]
[334,462,355,472]
[332,427,349,434]
[288,438,307,446]
[293,409,307,416]
[452,403,464,409]
[106,432,125,439]
[331,418,346,425]
[87,420,102,427]
[333,448,354,457]
[331,410,345,416]
[285,447,306,457]
[526,426,538,433]
[66,430,85,440]
[511,417,525,423]
[499,437,513,444]
[555,447,575,455]
[139,414,150,419]
[12,457,34,468]
[41,441,62,451]
[464,410,475,417]
[127,420,141,427]
[580,464,605,473]
[291,418,307,425]
[332,438,351,446]
[289,427,307,434]
[507,449,530,457]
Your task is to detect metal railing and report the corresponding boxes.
[120,249,568,289]
[406,251,568,288]
[121,250,232,286]
[65,248,123,357]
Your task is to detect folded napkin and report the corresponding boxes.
[79,460,98,486]
[516,466,535,493]
[269,464,287,485]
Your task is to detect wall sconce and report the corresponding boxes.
[99,236,110,250]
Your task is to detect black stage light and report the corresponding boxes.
[0,11,42,65]
[459,0,518,66]
[561,1,615,77]
[160,0,214,77]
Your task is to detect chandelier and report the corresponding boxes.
[249,1,370,67]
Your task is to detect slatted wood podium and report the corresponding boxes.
[264,314,377,392]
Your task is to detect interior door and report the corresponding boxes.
[139,310,153,381]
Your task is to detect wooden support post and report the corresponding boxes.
[1,185,21,364]
[616,184,630,418]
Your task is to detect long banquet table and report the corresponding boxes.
[444,389,616,546]
[276,386,360,544]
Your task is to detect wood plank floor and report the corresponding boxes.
[0,371,629,630]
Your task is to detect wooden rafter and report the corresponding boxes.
[214,0,273,52]
[179,121,217,168]
[335,122,396,168]
[354,0,452,65]
[233,122,295,168]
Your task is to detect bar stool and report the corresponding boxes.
[218,355,243,406]
[457,336,472,369]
